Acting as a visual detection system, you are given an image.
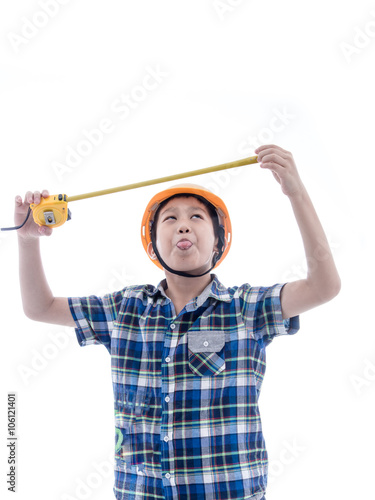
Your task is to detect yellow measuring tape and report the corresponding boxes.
[30,155,258,228]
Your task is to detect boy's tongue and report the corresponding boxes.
[177,240,192,250]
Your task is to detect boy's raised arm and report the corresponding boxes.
[255,145,341,320]
[16,190,75,327]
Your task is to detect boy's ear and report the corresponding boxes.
[213,235,220,253]
[147,242,158,260]
[212,237,220,263]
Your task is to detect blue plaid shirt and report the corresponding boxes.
[68,274,299,500]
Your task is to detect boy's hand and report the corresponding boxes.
[255,145,304,198]
[15,190,53,240]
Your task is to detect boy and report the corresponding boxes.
[15,144,340,499]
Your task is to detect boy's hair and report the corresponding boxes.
[151,193,220,239]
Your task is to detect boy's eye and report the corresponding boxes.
[163,214,203,221]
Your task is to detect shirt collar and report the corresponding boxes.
[206,274,233,303]
[144,274,233,306]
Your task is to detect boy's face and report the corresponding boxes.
[148,196,219,275]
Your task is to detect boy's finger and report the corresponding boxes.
[255,144,279,153]
[255,144,287,152]
[25,191,33,204]
[15,195,23,206]
[41,189,49,198]
[33,191,41,205]
[260,153,289,168]
[257,148,289,163]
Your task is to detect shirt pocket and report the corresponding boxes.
[187,330,226,376]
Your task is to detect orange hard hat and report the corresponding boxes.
[141,184,232,271]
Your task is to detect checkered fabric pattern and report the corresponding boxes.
[68,274,299,500]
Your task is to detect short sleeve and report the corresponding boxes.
[241,283,300,348]
[68,289,125,352]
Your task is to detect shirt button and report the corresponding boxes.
[165,357,171,363]
[164,436,170,442]
[170,324,176,330]
[203,341,209,347]
[165,396,170,403]
[165,473,171,479]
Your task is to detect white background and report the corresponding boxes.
[0,0,374,498]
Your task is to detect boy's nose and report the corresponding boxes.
[178,224,191,233]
